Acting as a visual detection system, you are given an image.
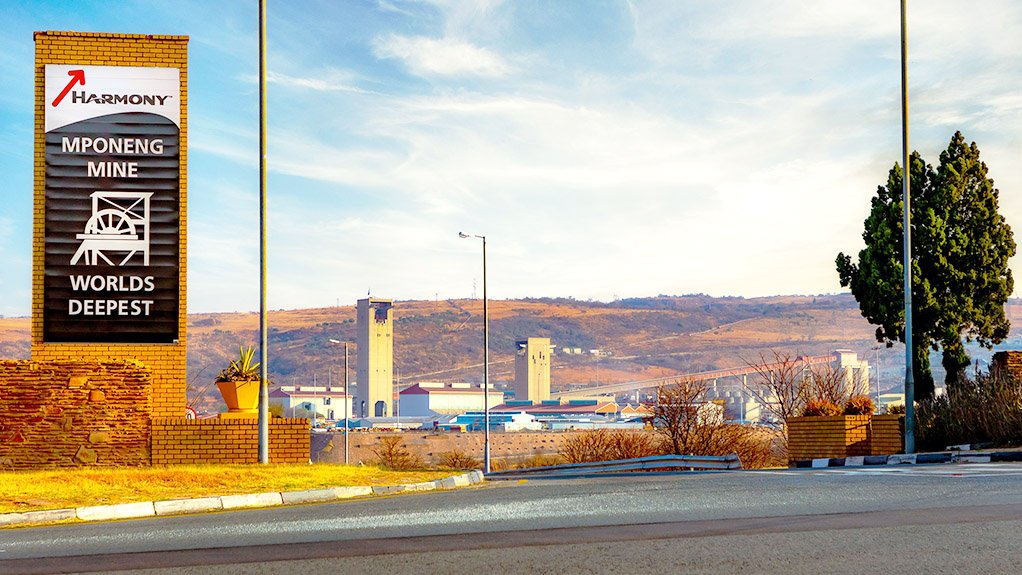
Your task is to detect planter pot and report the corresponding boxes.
[215,379,260,418]
[786,414,871,464]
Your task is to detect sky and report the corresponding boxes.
[2,0,1022,316]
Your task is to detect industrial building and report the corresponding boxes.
[513,337,553,402]
[268,385,352,420]
[357,298,394,417]
[399,382,505,417]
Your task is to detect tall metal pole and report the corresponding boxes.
[343,341,349,465]
[482,235,490,474]
[874,346,882,412]
[257,0,269,464]
[900,0,915,454]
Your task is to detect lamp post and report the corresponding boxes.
[257,0,269,464]
[328,338,350,465]
[900,0,915,454]
[873,346,882,413]
[459,231,490,474]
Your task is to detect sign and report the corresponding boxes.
[43,65,181,343]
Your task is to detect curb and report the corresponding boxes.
[792,450,1022,469]
[0,471,484,529]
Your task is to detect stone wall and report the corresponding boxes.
[152,418,310,465]
[312,430,582,466]
[0,360,152,469]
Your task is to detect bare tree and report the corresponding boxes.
[653,378,709,455]
[743,350,811,424]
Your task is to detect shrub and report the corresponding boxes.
[677,423,785,469]
[559,430,659,463]
[843,395,875,415]
[801,400,842,417]
[916,370,1022,450]
[489,452,563,472]
[438,449,481,470]
[887,403,906,415]
[372,435,424,470]
[558,426,783,469]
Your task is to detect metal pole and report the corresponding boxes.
[482,235,491,474]
[257,0,269,464]
[900,0,915,454]
[344,341,349,465]
[874,346,882,412]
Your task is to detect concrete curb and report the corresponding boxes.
[76,501,155,522]
[793,451,1022,469]
[0,471,484,529]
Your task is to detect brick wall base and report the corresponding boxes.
[787,415,870,464]
[152,418,310,465]
[870,414,905,455]
[787,414,905,464]
[0,360,152,469]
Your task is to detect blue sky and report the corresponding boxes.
[3,0,1022,316]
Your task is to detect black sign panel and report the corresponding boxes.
[43,112,180,343]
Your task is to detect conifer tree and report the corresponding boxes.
[837,132,1015,399]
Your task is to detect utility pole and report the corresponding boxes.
[257,0,269,464]
[900,0,915,454]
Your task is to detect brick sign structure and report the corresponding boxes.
[33,32,189,418]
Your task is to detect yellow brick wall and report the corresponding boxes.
[32,32,189,418]
[870,414,904,456]
[786,414,872,463]
[151,418,311,465]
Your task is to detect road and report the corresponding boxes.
[3,463,1022,574]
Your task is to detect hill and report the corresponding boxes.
[5,294,1022,413]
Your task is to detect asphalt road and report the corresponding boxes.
[3,463,1022,574]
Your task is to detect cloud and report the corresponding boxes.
[372,34,510,77]
[243,71,377,95]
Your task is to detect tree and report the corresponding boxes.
[653,379,711,455]
[837,132,1015,399]
[742,350,810,424]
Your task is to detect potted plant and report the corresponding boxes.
[215,346,261,418]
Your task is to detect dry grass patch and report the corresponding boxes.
[0,465,451,514]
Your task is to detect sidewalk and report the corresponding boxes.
[792,448,1022,469]
[0,470,484,529]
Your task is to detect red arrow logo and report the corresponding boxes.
[51,69,86,107]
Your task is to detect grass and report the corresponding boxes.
[0,464,454,514]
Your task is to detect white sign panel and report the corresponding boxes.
[45,65,180,132]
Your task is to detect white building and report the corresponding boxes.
[399,382,505,417]
[269,385,352,421]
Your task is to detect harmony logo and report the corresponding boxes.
[50,69,173,107]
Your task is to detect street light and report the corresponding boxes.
[459,231,490,474]
[328,338,351,465]
[900,0,915,454]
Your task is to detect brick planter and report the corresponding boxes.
[786,415,871,464]
[870,414,904,455]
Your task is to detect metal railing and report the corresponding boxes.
[484,453,743,480]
